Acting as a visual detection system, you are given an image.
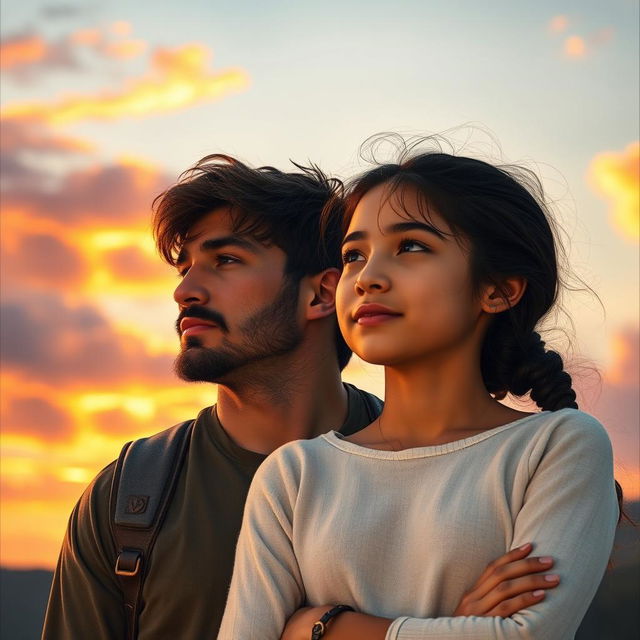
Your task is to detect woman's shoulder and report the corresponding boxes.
[253,434,336,484]
[522,408,614,470]
[533,408,611,444]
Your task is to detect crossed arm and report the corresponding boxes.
[281,544,560,640]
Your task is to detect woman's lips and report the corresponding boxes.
[353,304,402,327]
[356,313,401,327]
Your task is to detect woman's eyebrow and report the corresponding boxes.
[342,221,447,246]
[387,221,447,240]
[342,230,366,245]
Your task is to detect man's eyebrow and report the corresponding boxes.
[176,235,260,265]
[342,221,447,246]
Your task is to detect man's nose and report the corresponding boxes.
[174,269,210,306]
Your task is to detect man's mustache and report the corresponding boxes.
[176,306,229,335]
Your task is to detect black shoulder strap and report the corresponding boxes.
[109,419,194,640]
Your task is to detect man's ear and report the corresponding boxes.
[480,276,527,314]
[302,268,340,320]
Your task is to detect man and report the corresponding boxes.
[42,155,383,639]
[42,155,558,640]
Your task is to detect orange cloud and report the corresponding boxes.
[110,21,133,36]
[588,142,640,242]
[605,328,639,387]
[103,39,147,59]
[589,27,614,47]
[548,15,569,34]
[579,328,640,500]
[0,293,178,390]
[2,157,172,227]
[0,23,149,78]
[2,395,75,441]
[0,120,94,154]
[0,34,47,68]
[559,25,614,59]
[0,29,87,78]
[69,27,102,46]
[1,44,249,124]
[564,35,586,58]
[2,232,89,289]
[102,245,171,283]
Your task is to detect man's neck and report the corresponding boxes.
[214,354,348,455]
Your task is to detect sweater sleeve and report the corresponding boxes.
[386,412,619,640]
[217,445,305,640]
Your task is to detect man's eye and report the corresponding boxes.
[398,239,429,254]
[342,249,363,264]
[216,255,240,266]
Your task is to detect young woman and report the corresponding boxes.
[218,145,619,640]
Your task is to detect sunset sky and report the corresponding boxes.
[1,0,638,569]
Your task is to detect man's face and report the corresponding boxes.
[173,207,303,383]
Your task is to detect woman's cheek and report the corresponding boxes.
[335,276,348,316]
[335,277,356,343]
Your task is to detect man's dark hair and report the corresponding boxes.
[153,153,352,370]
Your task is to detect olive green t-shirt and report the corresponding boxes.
[42,384,381,640]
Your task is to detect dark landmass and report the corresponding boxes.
[0,568,52,640]
[2,503,638,639]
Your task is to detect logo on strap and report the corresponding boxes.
[125,495,149,514]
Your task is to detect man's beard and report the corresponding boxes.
[174,276,303,383]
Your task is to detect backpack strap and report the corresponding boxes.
[359,388,384,421]
[109,419,194,640]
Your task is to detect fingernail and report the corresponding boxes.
[544,574,559,582]
[539,557,553,564]
[519,543,531,550]
[532,590,545,597]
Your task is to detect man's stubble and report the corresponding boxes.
[175,275,303,384]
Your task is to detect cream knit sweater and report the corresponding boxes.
[218,409,618,640]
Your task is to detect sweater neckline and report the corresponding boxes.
[322,411,551,459]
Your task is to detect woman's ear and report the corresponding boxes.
[480,276,527,314]
[303,268,341,320]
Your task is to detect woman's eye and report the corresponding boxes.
[342,249,363,264]
[398,239,428,254]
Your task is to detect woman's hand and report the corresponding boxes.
[453,542,560,617]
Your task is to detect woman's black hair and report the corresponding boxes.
[324,134,624,515]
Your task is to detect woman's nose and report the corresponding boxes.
[354,260,391,295]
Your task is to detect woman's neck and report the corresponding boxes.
[353,348,531,450]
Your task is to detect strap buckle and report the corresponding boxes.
[115,549,142,577]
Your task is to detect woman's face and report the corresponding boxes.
[336,183,487,367]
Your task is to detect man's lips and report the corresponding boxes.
[353,304,402,326]
[179,317,219,336]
